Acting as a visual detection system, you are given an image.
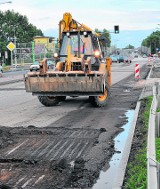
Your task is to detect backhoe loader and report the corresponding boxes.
[24,12,111,107]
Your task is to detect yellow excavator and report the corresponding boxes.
[24,12,111,107]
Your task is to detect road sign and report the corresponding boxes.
[7,42,15,51]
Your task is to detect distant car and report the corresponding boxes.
[110,55,118,62]
[134,54,138,58]
[118,56,132,63]
[30,61,40,72]
[153,54,158,58]
[47,60,54,69]
[142,54,147,58]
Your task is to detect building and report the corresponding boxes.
[34,36,56,51]
[33,36,56,59]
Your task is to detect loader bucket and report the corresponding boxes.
[24,71,105,96]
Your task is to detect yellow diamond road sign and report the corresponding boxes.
[7,42,15,51]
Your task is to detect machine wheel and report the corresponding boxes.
[59,96,66,101]
[89,85,110,107]
[38,96,61,106]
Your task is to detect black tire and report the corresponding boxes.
[38,96,61,106]
[89,85,110,107]
[59,96,66,101]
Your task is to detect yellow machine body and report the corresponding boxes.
[24,13,111,107]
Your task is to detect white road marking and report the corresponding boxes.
[34,175,45,185]
[6,139,29,155]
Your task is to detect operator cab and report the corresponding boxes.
[55,31,103,71]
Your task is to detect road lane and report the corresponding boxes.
[0,57,148,128]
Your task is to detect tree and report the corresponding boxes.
[124,44,135,49]
[142,30,160,54]
[1,10,43,43]
[94,28,111,47]
[0,10,43,64]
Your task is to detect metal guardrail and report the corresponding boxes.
[147,84,160,189]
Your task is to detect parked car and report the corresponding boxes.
[30,61,40,72]
[142,54,147,58]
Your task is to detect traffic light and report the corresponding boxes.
[0,30,2,36]
[114,25,119,34]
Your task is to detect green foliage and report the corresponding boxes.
[0,10,43,53]
[124,44,135,49]
[142,31,160,54]
[156,108,160,112]
[0,10,43,64]
[94,28,111,47]
[156,138,160,162]
[0,10,43,43]
[123,96,153,189]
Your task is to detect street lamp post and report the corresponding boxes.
[5,25,17,68]
[0,1,12,5]
[13,27,17,68]
[0,1,12,65]
[139,41,142,55]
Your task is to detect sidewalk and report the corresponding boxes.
[0,71,24,85]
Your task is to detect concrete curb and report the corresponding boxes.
[112,100,141,189]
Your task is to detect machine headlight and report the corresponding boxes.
[66,32,70,37]
[94,50,100,58]
[54,52,59,58]
[83,31,88,37]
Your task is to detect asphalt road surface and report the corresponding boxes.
[0,57,149,189]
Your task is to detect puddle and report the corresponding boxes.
[92,110,135,189]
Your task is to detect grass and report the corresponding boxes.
[156,108,160,112]
[2,64,10,71]
[123,96,153,189]
[156,138,160,162]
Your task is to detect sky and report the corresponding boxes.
[0,0,159,48]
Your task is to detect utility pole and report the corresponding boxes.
[13,27,17,68]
